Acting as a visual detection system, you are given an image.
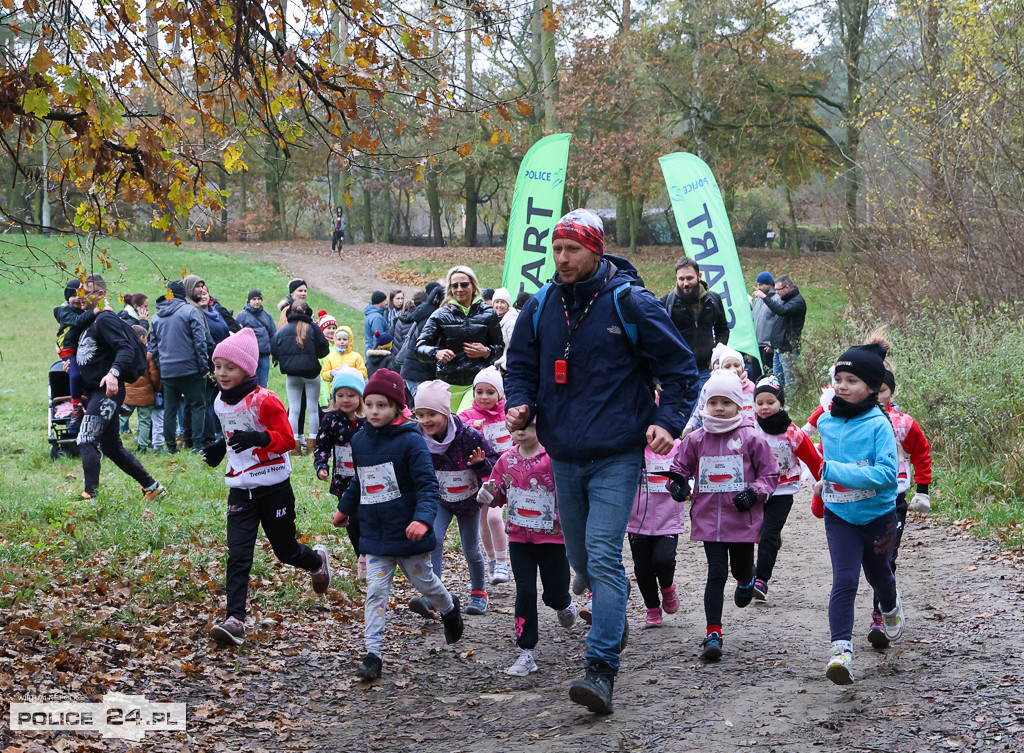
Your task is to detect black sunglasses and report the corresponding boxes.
[451,281,472,289]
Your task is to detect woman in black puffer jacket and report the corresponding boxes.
[271,301,330,454]
[416,265,504,413]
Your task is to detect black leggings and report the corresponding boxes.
[509,542,571,650]
[703,542,755,628]
[873,492,908,613]
[755,494,794,583]
[78,387,154,495]
[628,534,678,608]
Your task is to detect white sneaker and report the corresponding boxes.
[506,650,538,676]
[882,592,905,641]
[825,645,854,685]
[557,603,577,628]
[491,562,511,584]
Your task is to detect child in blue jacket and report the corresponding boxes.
[334,369,464,681]
[813,343,905,686]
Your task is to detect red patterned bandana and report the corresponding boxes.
[552,209,605,256]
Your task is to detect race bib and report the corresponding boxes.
[220,410,256,436]
[358,463,401,505]
[823,460,877,503]
[437,469,479,504]
[642,456,673,494]
[508,486,557,532]
[333,445,355,478]
[482,421,513,453]
[698,455,745,493]
[771,445,793,476]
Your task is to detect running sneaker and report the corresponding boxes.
[661,584,679,614]
[700,631,723,661]
[881,592,905,641]
[409,596,438,620]
[491,562,511,584]
[571,572,588,595]
[826,645,854,685]
[557,603,578,628]
[506,650,538,676]
[141,483,168,503]
[734,579,755,608]
[355,653,383,680]
[580,593,593,625]
[867,612,889,648]
[210,616,246,647]
[311,545,331,594]
[753,579,768,601]
[645,607,663,628]
[465,593,488,615]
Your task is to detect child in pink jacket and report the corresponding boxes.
[460,366,513,585]
[478,419,577,677]
[669,371,779,661]
[628,441,686,628]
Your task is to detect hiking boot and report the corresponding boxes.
[441,596,464,644]
[661,584,679,614]
[409,596,438,620]
[867,612,889,648]
[645,607,663,628]
[210,616,245,647]
[491,562,511,584]
[557,603,578,628]
[569,661,615,714]
[141,483,168,503]
[700,631,723,661]
[506,650,538,676]
[355,653,383,680]
[826,644,854,685]
[311,545,331,594]
[753,579,768,601]
[571,571,588,595]
[580,593,593,625]
[882,593,905,641]
[465,592,488,615]
[734,579,755,608]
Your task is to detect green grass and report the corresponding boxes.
[0,235,362,627]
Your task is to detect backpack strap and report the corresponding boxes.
[612,282,639,346]
[531,282,554,340]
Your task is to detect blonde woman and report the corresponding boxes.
[415,265,504,413]
[270,301,330,454]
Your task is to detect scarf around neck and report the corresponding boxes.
[701,411,744,434]
[830,394,879,419]
[756,409,792,435]
[423,417,457,455]
[220,377,259,405]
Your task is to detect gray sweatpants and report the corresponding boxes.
[364,552,453,658]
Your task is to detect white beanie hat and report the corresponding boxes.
[473,366,504,398]
[492,288,512,305]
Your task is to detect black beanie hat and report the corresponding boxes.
[425,281,441,294]
[370,290,387,305]
[248,289,263,301]
[882,368,896,394]
[167,279,186,299]
[754,374,785,406]
[288,279,307,294]
[64,279,81,301]
[834,343,888,390]
[482,288,495,300]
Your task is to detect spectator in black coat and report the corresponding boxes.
[271,301,331,454]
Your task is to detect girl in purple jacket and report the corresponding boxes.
[629,440,686,627]
[477,419,577,676]
[669,371,779,661]
[411,380,499,617]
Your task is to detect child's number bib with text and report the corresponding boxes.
[437,469,479,504]
[823,459,877,504]
[358,463,401,505]
[642,456,673,494]
[333,445,355,478]
[698,455,745,493]
[483,422,513,453]
[508,486,557,532]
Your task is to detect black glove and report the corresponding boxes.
[202,439,226,467]
[732,488,758,512]
[228,430,270,452]
[668,481,690,503]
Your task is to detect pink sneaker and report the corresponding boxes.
[661,584,679,614]
[645,607,663,627]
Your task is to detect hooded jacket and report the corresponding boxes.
[271,311,330,378]
[150,295,213,378]
[752,291,778,349]
[763,286,806,353]
[670,415,779,543]
[424,415,500,517]
[495,306,520,371]
[337,419,440,557]
[399,286,444,383]
[235,304,277,356]
[415,300,504,386]
[505,255,698,462]
[75,310,143,391]
[321,326,368,380]
[362,303,390,354]
[660,280,730,371]
[818,404,898,525]
[314,410,366,498]
[489,445,564,545]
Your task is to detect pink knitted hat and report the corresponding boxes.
[415,379,452,417]
[212,327,259,377]
[703,370,744,407]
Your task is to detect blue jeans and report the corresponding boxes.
[773,351,798,397]
[256,356,271,388]
[685,368,712,425]
[551,449,643,672]
[431,505,486,594]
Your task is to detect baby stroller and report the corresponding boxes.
[48,360,80,460]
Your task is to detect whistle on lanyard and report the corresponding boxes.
[554,359,568,384]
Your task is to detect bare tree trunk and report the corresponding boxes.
[540,0,558,132]
[785,183,800,257]
[427,170,443,245]
[838,0,870,241]
[362,167,374,242]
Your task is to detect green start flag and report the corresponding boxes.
[502,133,571,297]
[659,152,758,358]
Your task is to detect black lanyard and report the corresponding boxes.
[559,287,602,360]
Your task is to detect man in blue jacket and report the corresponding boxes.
[504,209,698,715]
[363,290,390,354]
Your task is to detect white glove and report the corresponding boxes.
[477,480,496,507]
[909,493,931,513]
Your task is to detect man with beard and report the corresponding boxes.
[661,258,730,396]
